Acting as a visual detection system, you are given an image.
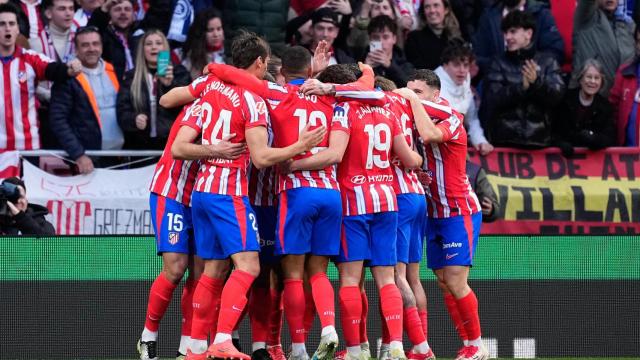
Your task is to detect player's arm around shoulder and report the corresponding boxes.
[289,130,350,172]
[172,127,245,161]
[393,88,445,144]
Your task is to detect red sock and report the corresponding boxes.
[234,304,248,332]
[303,287,316,342]
[379,301,390,344]
[216,270,255,335]
[310,273,335,329]
[144,273,178,332]
[250,287,271,343]
[404,306,426,346]
[192,275,224,340]
[180,278,196,336]
[359,290,369,343]
[418,309,428,341]
[444,293,468,341]
[455,290,481,341]
[379,284,403,342]
[339,286,362,347]
[267,288,283,346]
[283,279,306,343]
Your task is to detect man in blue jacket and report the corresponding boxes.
[49,27,123,174]
[472,0,564,74]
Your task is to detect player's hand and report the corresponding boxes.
[158,65,174,86]
[312,40,331,75]
[481,197,494,216]
[416,170,432,188]
[135,114,148,130]
[393,87,419,102]
[209,133,246,159]
[358,61,373,73]
[76,155,94,174]
[298,124,327,151]
[300,78,334,96]
[67,58,82,77]
[474,142,494,156]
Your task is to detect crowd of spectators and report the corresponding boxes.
[1,0,640,174]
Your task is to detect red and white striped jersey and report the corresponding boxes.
[0,46,52,150]
[248,164,277,206]
[332,101,401,216]
[188,75,269,196]
[19,0,45,40]
[149,100,202,205]
[206,64,384,193]
[384,92,424,196]
[419,98,481,218]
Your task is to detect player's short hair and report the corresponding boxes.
[501,10,536,34]
[42,0,74,9]
[368,15,397,35]
[408,69,441,90]
[0,3,20,19]
[230,30,271,70]
[441,40,475,65]
[374,76,397,91]
[281,46,312,75]
[316,64,358,84]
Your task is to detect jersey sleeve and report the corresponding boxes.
[331,102,351,134]
[435,112,463,142]
[23,49,53,80]
[180,100,203,132]
[242,90,270,129]
[188,74,212,97]
[391,112,402,138]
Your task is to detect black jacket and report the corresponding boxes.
[362,46,414,87]
[87,0,172,80]
[481,46,565,148]
[405,26,454,70]
[466,161,500,223]
[116,65,191,150]
[0,203,55,236]
[554,88,615,154]
[49,77,103,160]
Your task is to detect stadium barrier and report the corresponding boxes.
[1,235,638,359]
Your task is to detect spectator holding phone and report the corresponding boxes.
[364,15,414,86]
[117,30,190,150]
[348,0,414,57]
[0,177,55,236]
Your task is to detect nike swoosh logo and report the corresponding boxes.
[232,305,242,311]
[446,253,459,260]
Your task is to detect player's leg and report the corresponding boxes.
[407,196,429,343]
[250,205,279,360]
[358,273,370,358]
[369,212,405,360]
[308,189,342,360]
[177,254,204,359]
[302,272,316,344]
[267,265,286,360]
[406,264,427,340]
[139,194,190,360]
[439,213,487,360]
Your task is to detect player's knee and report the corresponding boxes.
[237,261,260,278]
[163,258,188,283]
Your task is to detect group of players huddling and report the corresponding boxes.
[138,30,487,360]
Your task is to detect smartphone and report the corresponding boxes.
[369,40,382,53]
[157,50,170,77]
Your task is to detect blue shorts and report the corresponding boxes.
[149,193,194,255]
[396,194,427,264]
[337,211,398,266]
[254,205,279,264]
[275,188,342,256]
[426,212,482,270]
[191,192,261,260]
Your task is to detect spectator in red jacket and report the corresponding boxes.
[609,27,640,146]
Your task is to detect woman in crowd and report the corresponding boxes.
[555,59,615,156]
[405,0,461,70]
[117,29,190,150]
[181,7,225,79]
